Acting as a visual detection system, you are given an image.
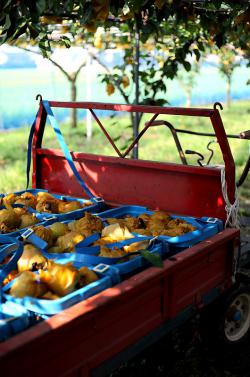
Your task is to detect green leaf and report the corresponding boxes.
[120,143,129,151]
[79,2,93,25]
[193,49,201,62]
[183,60,191,71]
[39,38,51,57]
[141,250,164,268]
[12,23,28,40]
[47,0,55,10]
[2,0,12,10]
[0,13,6,23]
[28,24,39,39]
[4,14,11,30]
[64,0,75,12]
[61,35,71,48]
[36,0,46,14]
[0,32,7,45]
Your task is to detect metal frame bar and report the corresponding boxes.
[32,97,236,204]
[144,120,249,186]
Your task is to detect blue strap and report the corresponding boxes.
[77,234,154,249]
[26,112,38,189]
[26,101,102,202]
[43,101,98,200]
[20,229,48,251]
[75,233,101,249]
[72,238,158,265]
[196,217,224,231]
[74,253,121,265]
[0,237,23,304]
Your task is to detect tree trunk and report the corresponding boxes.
[132,16,140,159]
[70,79,77,128]
[186,89,192,108]
[86,55,93,139]
[226,76,231,108]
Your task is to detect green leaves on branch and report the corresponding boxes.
[183,60,191,72]
[38,37,51,57]
[60,35,71,48]
[1,1,250,51]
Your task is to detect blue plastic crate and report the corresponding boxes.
[20,216,167,278]
[72,238,166,277]
[2,261,120,315]
[18,215,104,256]
[2,188,105,221]
[0,235,24,281]
[98,205,224,251]
[0,236,33,341]
[0,235,119,315]
[0,302,31,341]
[0,204,61,239]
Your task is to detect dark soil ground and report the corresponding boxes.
[110,320,250,377]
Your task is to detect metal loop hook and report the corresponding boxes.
[36,94,43,102]
[206,140,218,165]
[213,102,223,111]
[185,150,204,167]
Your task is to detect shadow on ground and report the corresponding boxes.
[110,320,250,377]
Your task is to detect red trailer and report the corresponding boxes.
[0,99,249,377]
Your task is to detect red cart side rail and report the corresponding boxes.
[34,148,226,219]
[32,100,235,220]
[0,229,239,377]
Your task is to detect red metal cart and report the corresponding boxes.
[0,99,248,377]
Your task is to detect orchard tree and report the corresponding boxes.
[216,45,242,108]
[1,1,250,54]
[9,25,98,129]
[91,20,209,157]
[1,0,250,156]
[16,42,87,128]
[177,60,201,107]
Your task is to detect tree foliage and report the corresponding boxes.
[217,45,242,82]
[97,18,209,107]
[0,1,249,153]
[0,1,250,57]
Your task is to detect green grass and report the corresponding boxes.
[0,100,249,216]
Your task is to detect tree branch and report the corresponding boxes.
[87,50,130,103]
[74,60,87,79]
[16,46,72,81]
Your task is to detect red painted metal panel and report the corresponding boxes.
[62,370,80,377]
[34,149,226,219]
[0,281,162,377]
[168,244,231,317]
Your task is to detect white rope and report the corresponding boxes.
[221,167,240,228]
